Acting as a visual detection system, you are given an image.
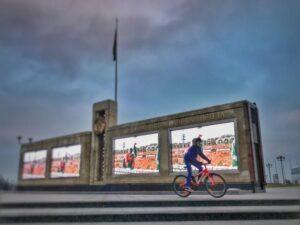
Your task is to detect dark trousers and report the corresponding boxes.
[184,154,203,188]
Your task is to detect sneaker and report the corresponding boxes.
[184,187,194,192]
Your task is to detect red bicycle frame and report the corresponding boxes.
[190,163,215,187]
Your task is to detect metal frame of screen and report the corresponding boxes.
[50,144,82,179]
[112,131,160,176]
[169,118,239,174]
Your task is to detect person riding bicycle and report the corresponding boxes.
[184,136,211,192]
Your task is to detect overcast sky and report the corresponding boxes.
[0,0,299,182]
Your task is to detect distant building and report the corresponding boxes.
[291,167,300,184]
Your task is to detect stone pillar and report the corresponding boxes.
[90,100,117,184]
[159,129,170,177]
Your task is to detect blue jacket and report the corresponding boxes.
[184,145,210,162]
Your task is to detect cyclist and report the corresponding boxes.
[184,136,211,192]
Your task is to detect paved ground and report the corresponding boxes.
[0,188,299,224]
[1,205,300,217]
[1,187,299,203]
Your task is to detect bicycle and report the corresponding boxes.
[172,163,227,198]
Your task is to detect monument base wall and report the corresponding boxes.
[17,182,256,192]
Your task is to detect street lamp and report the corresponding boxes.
[266,163,273,183]
[122,142,125,153]
[276,155,286,184]
[182,134,186,148]
[16,136,22,145]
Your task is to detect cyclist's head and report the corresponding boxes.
[192,137,202,147]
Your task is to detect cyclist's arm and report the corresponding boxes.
[198,151,211,163]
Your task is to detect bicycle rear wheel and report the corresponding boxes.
[204,173,227,198]
[172,175,191,197]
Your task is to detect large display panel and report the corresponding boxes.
[50,144,81,178]
[171,121,238,172]
[113,133,159,175]
[22,150,47,179]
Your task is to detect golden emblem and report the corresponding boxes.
[93,115,106,135]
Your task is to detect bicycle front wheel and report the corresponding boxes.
[172,175,191,198]
[204,173,227,198]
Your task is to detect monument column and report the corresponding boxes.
[90,100,117,184]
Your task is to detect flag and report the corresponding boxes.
[113,18,118,103]
[113,21,117,61]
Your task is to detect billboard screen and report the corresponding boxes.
[171,121,238,172]
[113,133,159,175]
[50,144,81,178]
[22,150,47,179]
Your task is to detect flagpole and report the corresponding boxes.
[114,18,118,104]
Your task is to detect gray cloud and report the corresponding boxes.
[0,0,299,181]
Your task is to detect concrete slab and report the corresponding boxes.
[1,187,299,204]
[1,205,300,217]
